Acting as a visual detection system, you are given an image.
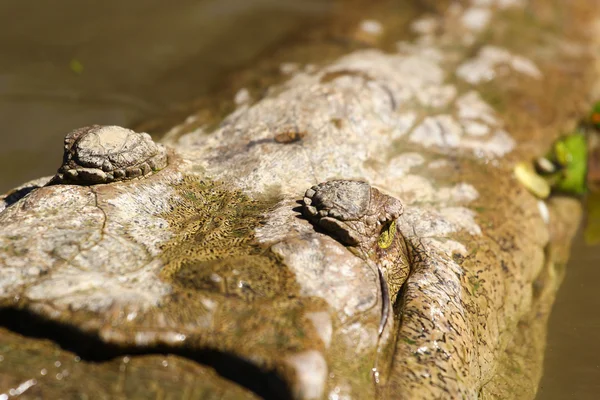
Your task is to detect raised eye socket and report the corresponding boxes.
[377,220,396,249]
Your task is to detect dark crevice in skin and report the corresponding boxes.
[1,185,40,208]
[404,230,425,268]
[377,264,391,335]
[383,230,418,363]
[0,307,293,400]
[385,275,410,377]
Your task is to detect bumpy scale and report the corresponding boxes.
[302,180,410,334]
[50,125,168,185]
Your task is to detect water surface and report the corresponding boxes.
[538,227,600,400]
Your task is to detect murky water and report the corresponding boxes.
[0,0,333,192]
[537,226,600,400]
[1,1,600,398]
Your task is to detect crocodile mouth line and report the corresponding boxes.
[0,307,294,400]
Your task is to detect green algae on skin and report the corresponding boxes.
[0,327,261,400]
[150,176,338,387]
[470,276,482,294]
[158,176,296,301]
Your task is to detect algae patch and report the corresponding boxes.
[158,177,297,302]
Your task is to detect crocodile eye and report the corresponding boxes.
[50,125,168,185]
[377,220,396,249]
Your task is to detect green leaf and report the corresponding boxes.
[551,133,588,195]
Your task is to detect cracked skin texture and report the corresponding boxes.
[0,0,598,399]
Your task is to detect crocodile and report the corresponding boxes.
[0,0,595,399]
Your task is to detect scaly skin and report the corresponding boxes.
[48,125,168,185]
[302,180,410,334]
